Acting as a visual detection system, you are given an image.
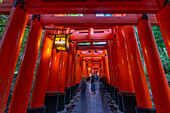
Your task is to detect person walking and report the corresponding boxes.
[91,75,96,94]
[80,75,87,95]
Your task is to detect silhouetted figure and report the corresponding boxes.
[91,75,96,94]
[80,75,87,95]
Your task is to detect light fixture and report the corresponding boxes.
[51,34,71,52]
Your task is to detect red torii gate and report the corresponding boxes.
[0,0,169,113]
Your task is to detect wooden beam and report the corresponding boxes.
[0,0,160,14]
[27,14,158,27]
[77,46,107,50]
[71,33,113,41]
[28,0,159,14]
[80,54,105,57]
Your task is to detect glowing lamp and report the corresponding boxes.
[53,34,71,51]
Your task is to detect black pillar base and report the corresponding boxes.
[73,85,76,96]
[75,83,79,92]
[44,92,59,113]
[65,87,71,105]
[121,91,137,113]
[136,106,153,113]
[106,84,111,93]
[110,86,115,99]
[114,87,119,105]
[58,92,66,111]
[118,92,123,112]
[103,81,107,89]
[70,85,75,100]
[27,106,46,113]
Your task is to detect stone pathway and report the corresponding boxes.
[71,82,120,113]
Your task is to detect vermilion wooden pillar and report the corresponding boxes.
[82,60,87,78]
[46,49,61,92]
[75,50,81,86]
[8,14,42,113]
[112,30,119,105]
[107,40,115,95]
[108,38,119,101]
[137,14,170,113]
[71,43,77,86]
[115,26,135,92]
[111,27,118,88]
[107,40,115,86]
[101,60,104,79]
[70,42,76,100]
[87,67,91,78]
[156,4,170,58]
[28,29,53,113]
[124,26,153,112]
[58,51,69,111]
[0,1,29,112]
[101,59,107,82]
[65,43,73,105]
[45,49,61,113]
[115,26,135,112]
[103,50,111,93]
[44,27,63,113]
[102,57,108,89]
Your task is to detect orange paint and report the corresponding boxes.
[75,50,81,84]
[8,15,43,113]
[65,43,73,87]
[111,30,119,88]
[100,60,105,78]
[156,6,170,59]
[0,3,29,112]
[30,30,53,108]
[124,26,153,109]
[71,43,77,86]
[46,49,61,92]
[58,51,69,92]
[103,50,110,84]
[137,17,170,112]
[115,26,135,93]
[107,40,115,86]
[82,61,87,78]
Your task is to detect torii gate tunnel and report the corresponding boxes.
[0,0,170,113]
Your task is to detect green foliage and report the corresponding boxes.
[0,15,8,24]
[0,15,9,38]
[152,26,170,80]
[14,27,29,72]
[0,0,3,3]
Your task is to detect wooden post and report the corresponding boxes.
[137,14,170,113]
[45,49,61,113]
[115,26,135,112]
[0,1,29,112]
[70,43,77,100]
[58,51,69,111]
[8,14,42,113]
[156,4,170,58]
[65,43,73,105]
[124,26,153,112]
[28,29,53,112]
